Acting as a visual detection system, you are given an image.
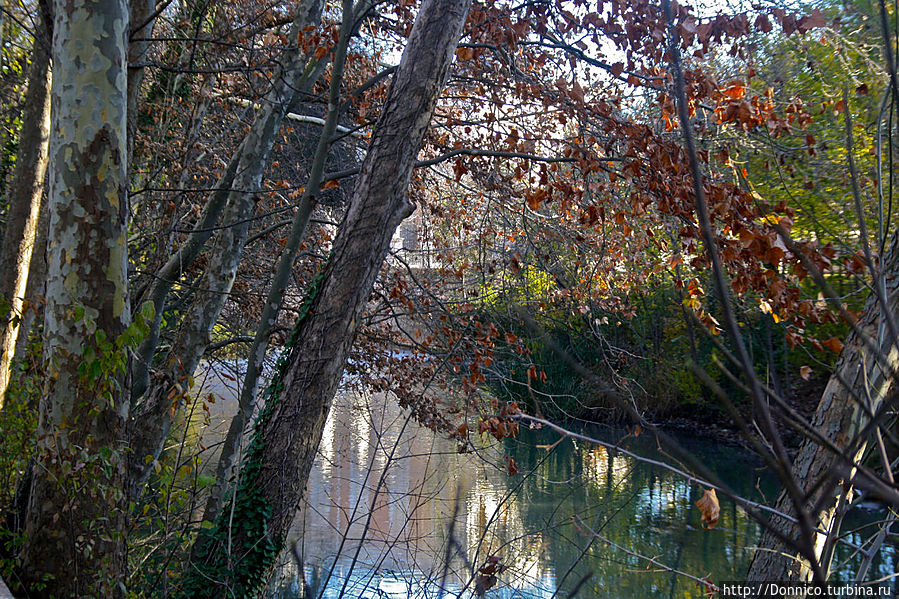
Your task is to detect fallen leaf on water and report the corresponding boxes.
[696,488,720,529]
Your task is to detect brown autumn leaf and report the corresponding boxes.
[322,179,340,190]
[456,46,475,60]
[822,337,844,354]
[799,365,812,381]
[313,45,329,60]
[723,82,745,100]
[754,13,773,33]
[798,8,827,32]
[570,81,585,104]
[696,488,720,529]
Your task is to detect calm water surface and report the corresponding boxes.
[259,391,894,598]
[195,367,896,599]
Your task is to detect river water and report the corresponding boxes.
[194,367,897,598]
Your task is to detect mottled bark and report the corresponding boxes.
[184,1,470,594]
[127,0,325,491]
[747,231,899,581]
[16,0,131,595]
[0,4,51,406]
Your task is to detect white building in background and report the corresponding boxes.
[389,208,431,269]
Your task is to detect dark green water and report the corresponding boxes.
[257,392,896,598]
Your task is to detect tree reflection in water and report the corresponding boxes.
[249,390,895,598]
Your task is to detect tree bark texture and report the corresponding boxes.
[16,0,131,595]
[0,4,52,407]
[127,0,325,492]
[747,230,899,581]
[182,1,471,595]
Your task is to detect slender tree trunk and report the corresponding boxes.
[200,0,353,526]
[128,0,326,404]
[0,3,51,406]
[747,231,899,581]
[183,1,470,595]
[11,192,48,363]
[15,0,131,595]
[125,0,156,165]
[127,0,325,491]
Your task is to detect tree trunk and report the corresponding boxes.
[200,0,353,527]
[128,0,327,404]
[127,0,325,491]
[747,230,899,581]
[15,0,131,595]
[11,191,48,363]
[125,0,156,165]
[0,3,51,407]
[182,1,470,595]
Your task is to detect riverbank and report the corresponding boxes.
[543,369,831,454]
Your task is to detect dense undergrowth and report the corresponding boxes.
[481,278,855,439]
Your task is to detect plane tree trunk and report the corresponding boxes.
[15,0,131,595]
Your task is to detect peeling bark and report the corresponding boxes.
[15,0,131,595]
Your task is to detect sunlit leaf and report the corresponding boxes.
[696,488,720,529]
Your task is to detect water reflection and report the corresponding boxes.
[261,390,794,599]
[188,366,896,598]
